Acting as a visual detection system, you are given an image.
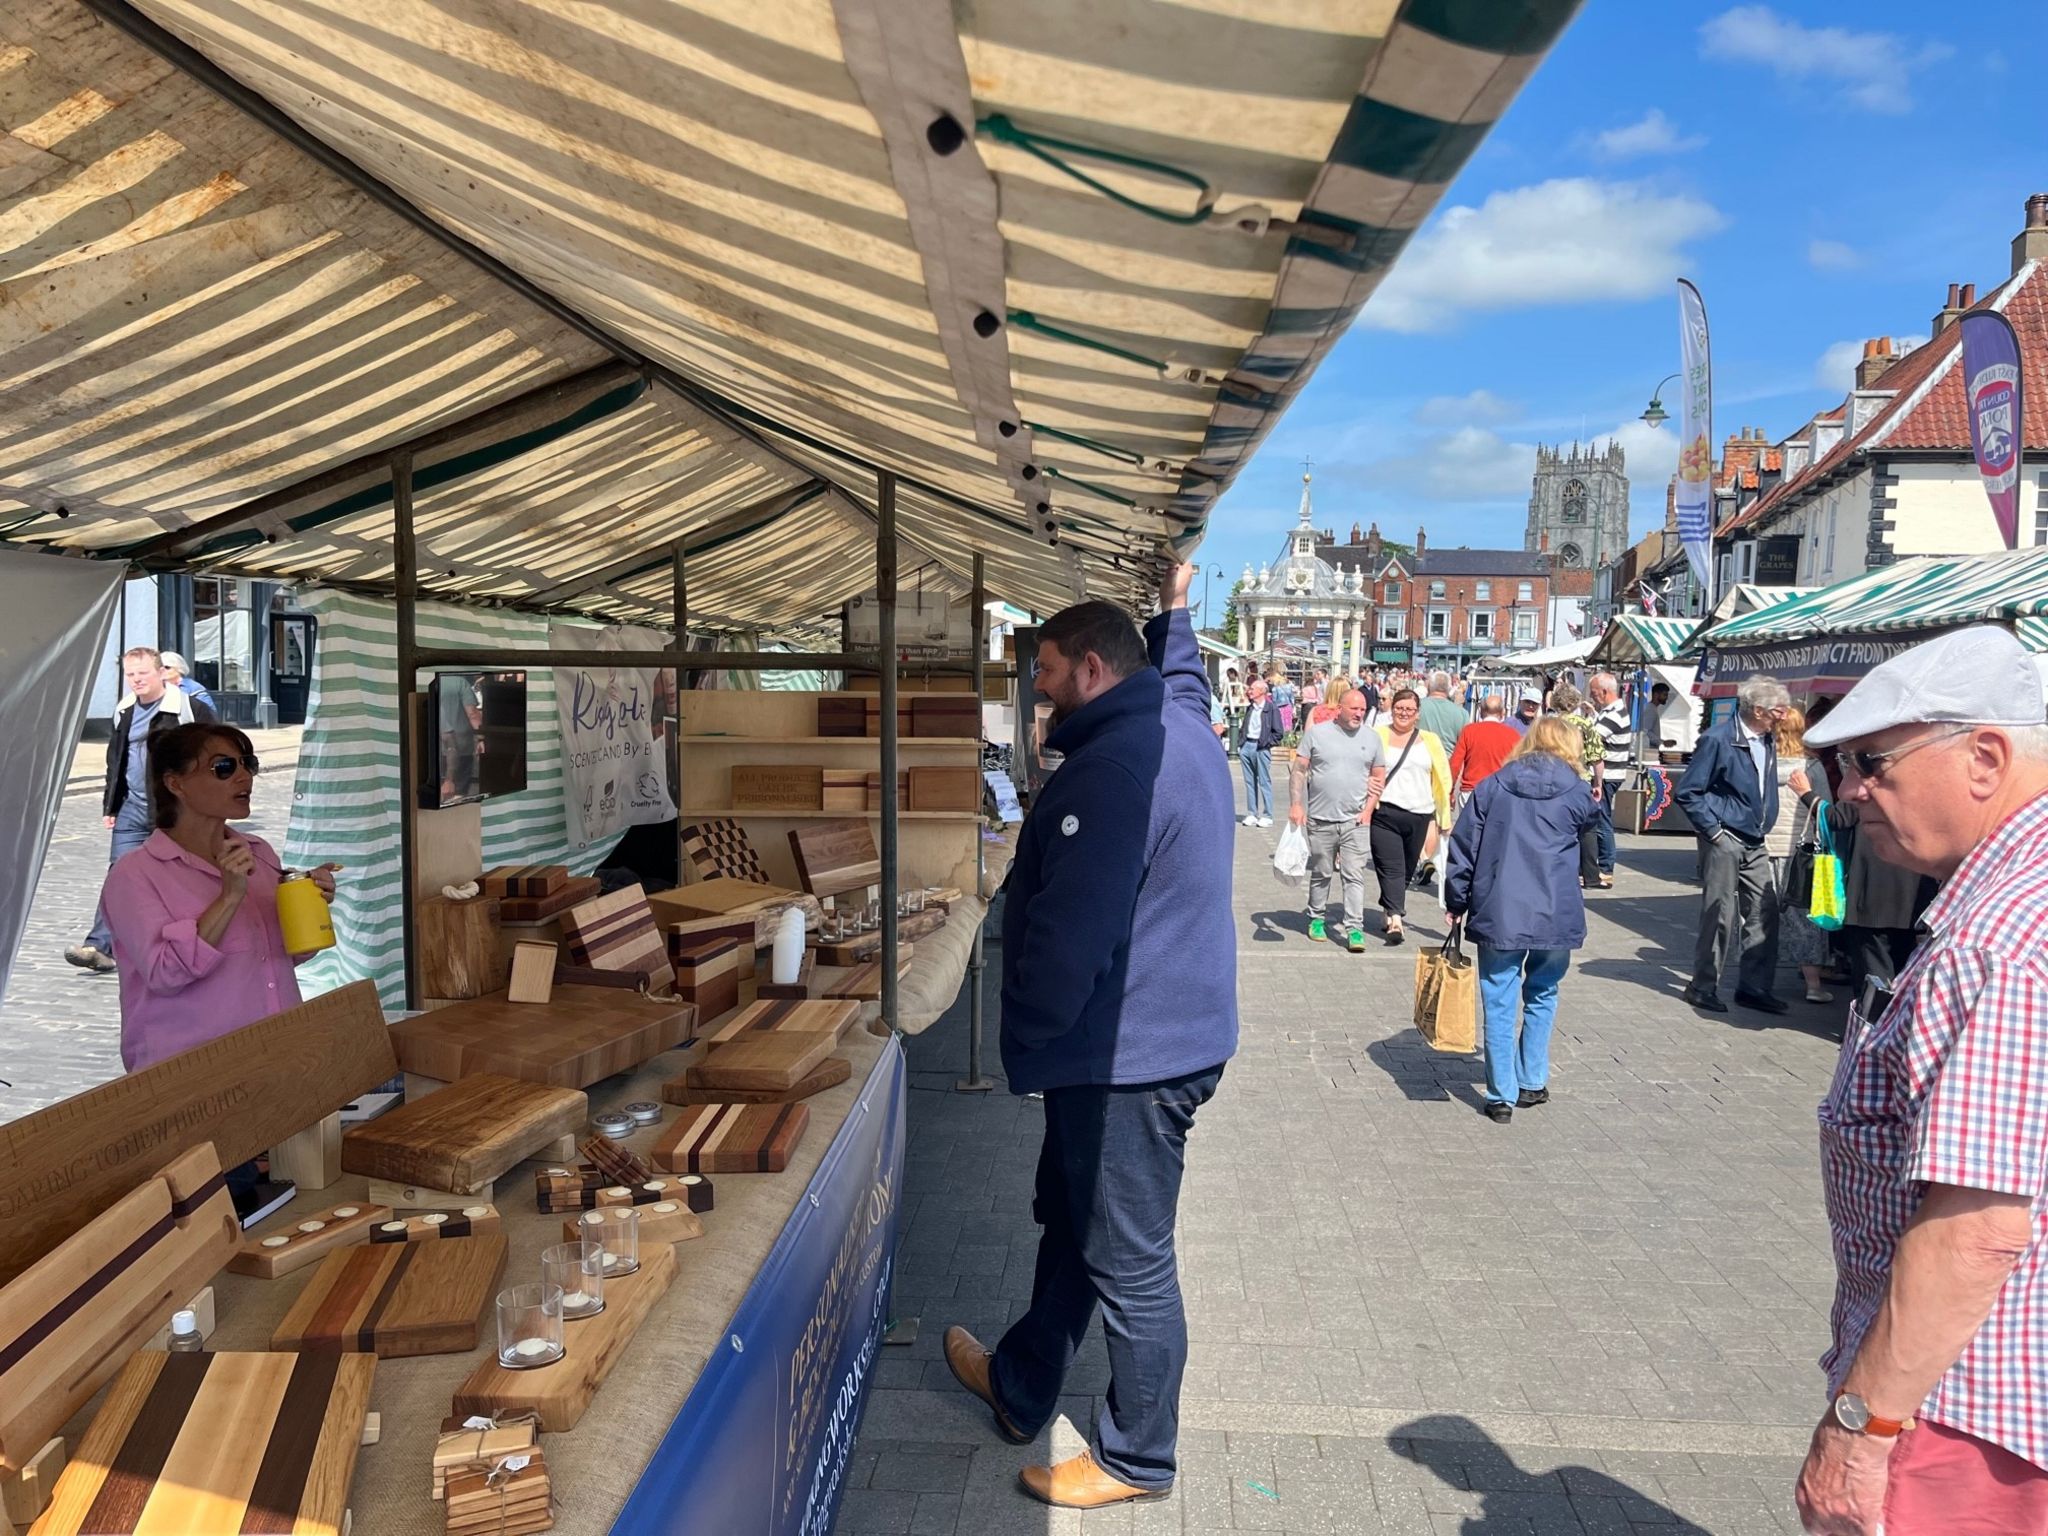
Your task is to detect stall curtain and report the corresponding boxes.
[0,548,124,1007]
[284,590,620,1009]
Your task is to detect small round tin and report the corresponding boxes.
[623,1102,663,1126]
[591,1110,634,1138]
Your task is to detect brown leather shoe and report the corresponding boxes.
[1018,1450,1170,1508]
[941,1326,1030,1444]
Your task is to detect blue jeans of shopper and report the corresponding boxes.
[1478,946,1571,1106]
[991,1063,1224,1490]
[86,808,154,954]
[1595,779,1619,873]
[1238,745,1272,817]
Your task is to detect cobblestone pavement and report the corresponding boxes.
[1,728,302,1121]
[849,805,1845,1534]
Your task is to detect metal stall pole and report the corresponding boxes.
[392,449,421,1010]
[957,552,992,1092]
[877,471,900,1033]
[672,541,687,890]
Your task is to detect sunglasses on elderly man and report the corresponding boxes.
[1835,725,1969,782]
[206,752,261,779]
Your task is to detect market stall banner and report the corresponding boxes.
[1959,310,2025,549]
[1696,630,1956,696]
[1675,279,1715,595]
[612,1039,907,1536]
[551,621,677,849]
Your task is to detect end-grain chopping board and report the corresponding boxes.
[271,1233,507,1357]
[682,1029,835,1094]
[451,1240,677,1431]
[0,1143,238,1474]
[341,1074,586,1195]
[701,998,859,1048]
[651,1103,810,1174]
[386,986,695,1088]
[33,1350,373,1536]
[662,1052,851,1106]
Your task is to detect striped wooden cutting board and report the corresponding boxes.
[270,1234,507,1357]
[701,998,859,1046]
[651,1103,810,1173]
[34,1350,373,1536]
[558,884,673,988]
[822,955,914,1001]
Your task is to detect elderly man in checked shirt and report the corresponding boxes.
[1789,626,2048,1536]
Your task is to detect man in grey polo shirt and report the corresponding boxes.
[1288,689,1386,951]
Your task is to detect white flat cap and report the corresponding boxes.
[1806,624,2048,748]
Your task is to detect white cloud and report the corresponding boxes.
[1807,238,1861,271]
[1364,179,1726,334]
[1412,389,1520,427]
[1814,335,1926,392]
[1699,7,1951,115]
[1358,420,1676,511]
[1588,109,1706,160]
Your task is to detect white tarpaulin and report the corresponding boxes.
[0,548,124,1006]
[550,622,677,851]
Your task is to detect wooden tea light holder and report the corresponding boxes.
[370,1205,501,1242]
[228,1199,392,1278]
[562,1194,702,1247]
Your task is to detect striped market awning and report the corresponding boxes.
[1,0,1583,625]
[1589,615,1699,666]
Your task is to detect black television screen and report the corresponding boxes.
[420,670,527,808]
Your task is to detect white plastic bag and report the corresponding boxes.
[1272,821,1309,884]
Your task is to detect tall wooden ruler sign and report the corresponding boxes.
[0,983,397,1283]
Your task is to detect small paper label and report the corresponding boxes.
[462,1416,493,1431]
[498,1454,532,1473]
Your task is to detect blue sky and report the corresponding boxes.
[1191,2,2047,615]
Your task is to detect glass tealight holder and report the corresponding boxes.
[581,1206,640,1277]
[496,1282,564,1369]
[862,899,881,932]
[542,1239,606,1319]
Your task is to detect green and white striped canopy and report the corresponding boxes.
[1590,614,1698,665]
[1701,550,2048,647]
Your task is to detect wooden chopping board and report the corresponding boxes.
[451,1241,676,1431]
[651,1103,811,1174]
[386,986,695,1088]
[823,956,914,1001]
[662,1053,851,1106]
[682,1030,834,1093]
[649,879,802,920]
[701,998,859,1047]
[340,1074,586,1194]
[495,875,600,922]
[34,1350,373,1536]
[0,1145,238,1475]
[271,1234,507,1357]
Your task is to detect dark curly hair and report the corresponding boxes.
[148,723,256,829]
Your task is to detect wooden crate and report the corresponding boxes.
[908,765,981,813]
[731,764,824,810]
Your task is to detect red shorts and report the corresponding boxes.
[1885,1420,2048,1534]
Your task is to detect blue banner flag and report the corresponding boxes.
[1675,280,1715,600]
[1959,310,2025,549]
[613,1040,908,1535]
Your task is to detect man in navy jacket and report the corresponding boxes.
[1673,676,1790,1013]
[944,563,1236,1511]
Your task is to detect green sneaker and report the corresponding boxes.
[1307,918,1328,942]
[1346,927,1367,952]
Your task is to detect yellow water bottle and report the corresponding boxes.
[277,870,336,953]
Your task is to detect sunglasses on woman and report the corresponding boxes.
[207,752,261,779]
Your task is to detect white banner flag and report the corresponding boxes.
[1675,279,1714,599]
[550,622,675,849]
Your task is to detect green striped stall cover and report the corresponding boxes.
[283,591,620,1008]
[1700,549,2048,646]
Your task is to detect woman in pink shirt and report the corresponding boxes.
[102,723,335,1074]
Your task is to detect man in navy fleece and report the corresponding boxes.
[943,562,1237,1511]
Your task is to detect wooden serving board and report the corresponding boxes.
[386,986,694,1089]
[495,875,600,923]
[823,956,916,1001]
[663,1053,851,1106]
[653,1103,810,1174]
[368,1204,499,1242]
[0,983,394,1286]
[340,1074,586,1195]
[684,1029,835,1093]
[271,1234,507,1358]
[562,1195,702,1246]
[227,1199,391,1278]
[908,764,981,812]
[34,1351,373,1536]
[702,998,859,1047]
[787,820,879,899]
[650,878,803,920]
[483,864,569,898]
[451,1241,677,1430]
[0,1145,238,1474]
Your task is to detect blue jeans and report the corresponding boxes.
[1478,946,1571,1106]
[86,809,154,953]
[992,1064,1224,1489]
[1595,779,1619,873]
[1238,746,1272,817]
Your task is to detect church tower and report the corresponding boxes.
[1525,441,1629,576]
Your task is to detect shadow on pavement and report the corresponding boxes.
[1389,1415,1707,1534]
[1364,1035,1485,1108]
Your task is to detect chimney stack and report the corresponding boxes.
[1959,283,1977,310]
[1366,522,1382,563]
[1933,282,1966,334]
[1350,520,1362,545]
[1855,336,1898,388]
[2016,193,2048,274]
[1414,526,1427,556]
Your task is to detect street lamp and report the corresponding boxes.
[1640,373,1681,428]
[1201,564,1224,627]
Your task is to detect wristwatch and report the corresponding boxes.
[1831,1392,1911,1438]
